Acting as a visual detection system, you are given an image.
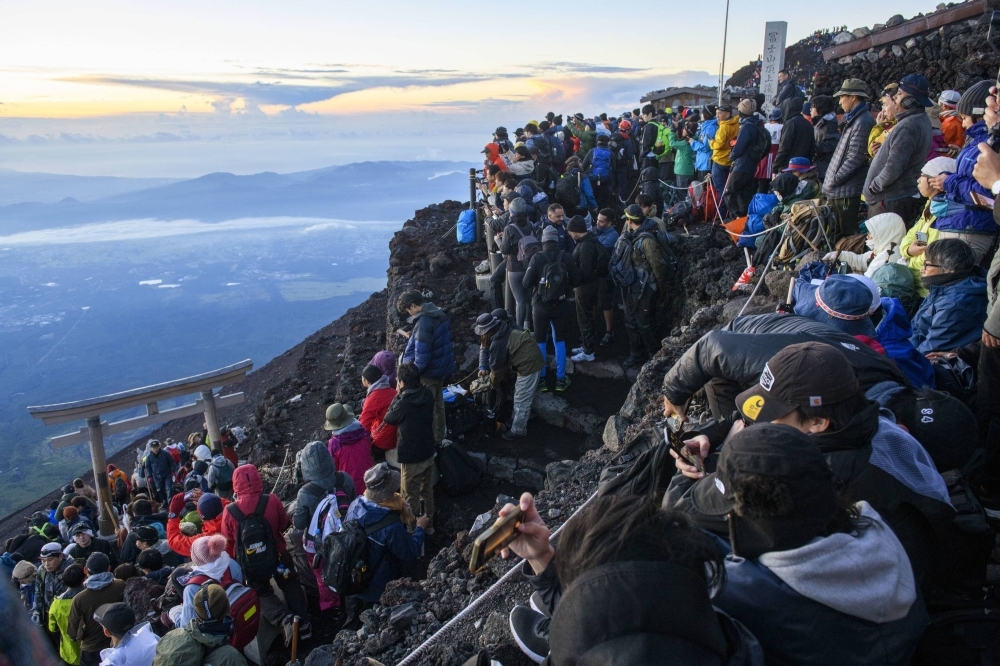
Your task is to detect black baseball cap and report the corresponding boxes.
[735,342,860,424]
[690,423,839,557]
[94,602,135,637]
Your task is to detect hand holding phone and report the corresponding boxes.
[914,231,928,245]
[470,493,552,574]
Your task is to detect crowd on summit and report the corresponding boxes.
[8,59,1000,666]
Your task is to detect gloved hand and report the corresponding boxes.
[168,492,186,517]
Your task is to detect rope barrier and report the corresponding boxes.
[720,219,788,239]
[396,491,599,666]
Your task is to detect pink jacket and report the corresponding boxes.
[328,422,374,495]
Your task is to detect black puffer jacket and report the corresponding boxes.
[524,560,763,666]
[382,385,435,464]
[773,99,815,172]
[572,232,603,285]
[813,114,841,179]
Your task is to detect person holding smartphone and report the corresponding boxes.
[900,156,956,296]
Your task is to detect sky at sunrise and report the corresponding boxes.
[0,0,945,177]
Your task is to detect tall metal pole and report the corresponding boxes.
[86,416,115,536]
[719,0,731,105]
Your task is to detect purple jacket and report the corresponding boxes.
[370,351,397,388]
[328,422,374,495]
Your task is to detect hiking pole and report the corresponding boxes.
[737,218,790,318]
[286,616,301,666]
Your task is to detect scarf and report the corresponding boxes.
[375,493,416,530]
[921,269,972,288]
[841,101,869,130]
[367,375,390,395]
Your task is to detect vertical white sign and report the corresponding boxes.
[760,21,788,113]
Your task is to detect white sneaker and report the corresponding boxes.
[571,351,595,362]
[571,346,586,354]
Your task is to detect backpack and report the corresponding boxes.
[592,239,612,278]
[635,230,680,284]
[748,122,772,163]
[210,458,234,492]
[608,233,638,288]
[186,574,260,653]
[445,396,486,440]
[227,495,279,583]
[650,122,673,158]
[531,136,552,162]
[436,440,483,496]
[555,172,581,209]
[113,476,128,499]
[538,251,568,304]
[512,225,541,264]
[591,147,613,179]
[597,428,673,499]
[318,512,400,595]
[303,492,345,556]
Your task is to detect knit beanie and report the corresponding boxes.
[567,216,587,233]
[11,560,36,585]
[62,506,79,521]
[190,534,227,567]
[362,364,382,384]
[737,98,757,116]
[197,493,223,521]
[957,80,992,118]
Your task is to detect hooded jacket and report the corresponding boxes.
[293,441,355,531]
[360,376,398,451]
[899,205,941,296]
[479,326,545,386]
[710,117,740,167]
[774,76,801,107]
[34,558,69,620]
[713,502,927,666]
[221,465,290,557]
[910,270,988,353]
[824,102,878,199]
[382,385,436,464]
[813,113,841,179]
[482,143,508,172]
[344,495,424,604]
[572,231,603,285]
[837,212,906,277]
[508,158,535,177]
[500,216,537,273]
[99,621,159,666]
[152,621,248,666]
[68,573,126,652]
[328,421,374,495]
[934,121,999,234]
[729,114,765,174]
[526,560,763,666]
[774,99,816,173]
[875,297,936,388]
[49,586,84,665]
[401,302,456,379]
[166,501,230,558]
[864,107,933,204]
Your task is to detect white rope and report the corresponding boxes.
[270,447,292,494]
[396,491,598,666]
[720,219,788,239]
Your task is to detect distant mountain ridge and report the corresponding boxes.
[0,160,477,234]
[0,168,179,207]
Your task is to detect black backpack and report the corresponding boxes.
[608,233,637,288]
[436,440,483,496]
[591,239,612,278]
[635,230,680,284]
[597,428,673,499]
[445,397,485,440]
[227,495,279,583]
[555,173,581,209]
[113,476,128,499]
[538,251,568,304]
[319,513,400,595]
[748,122,772,163]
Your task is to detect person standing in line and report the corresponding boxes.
[397,290,456,445]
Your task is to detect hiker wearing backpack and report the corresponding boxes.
[614,118,637,200]
[475,309,544,440]
[557,157,597,219]
[293,441,354,613]
[398,289,456,444]
[341,463,427,604]
[381,363,437,534]
[360,365,399,452]
[582,134,615,210]
[523,226,581,392]
[154,583,248,666]
[727,99,771,217]
[612,205,673,367]
[325,402,374,495]
[205,454,235,500]
[107,465,131,508]
[525,123,552,166]
[221,464,311,646]
[567,216,610,362]
[638,104,661,171]
[499,199,539,330]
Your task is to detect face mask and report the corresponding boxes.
[930,197,950,218]
[865,239,875,250]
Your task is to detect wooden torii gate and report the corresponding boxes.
[27,359,253,535]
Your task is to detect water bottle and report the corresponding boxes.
[277,564,289,580]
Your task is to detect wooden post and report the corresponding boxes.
[86,416,115,536]
[470,168,482,244]
[201,389,222,453]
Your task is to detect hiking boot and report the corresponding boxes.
[732,265,756,291]
[571,351,594,362]
[555,377,571,392]
[538,382,549,393]
[529,591,551,618]
[509,605,550,664]
[282,615,311,646]
[502,430,526,441]
[571,345,586,354]
[623,354,648,368]
[599,332,614,347]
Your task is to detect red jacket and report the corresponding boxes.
[166,501,231,557]
[360,386,398,451]
[221,465,290,556]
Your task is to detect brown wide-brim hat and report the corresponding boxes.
[364,463,401,503]
[833,78,869,99]
[324,403,355,431]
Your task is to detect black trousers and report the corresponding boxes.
[978,344,1000,491]
[623,287,659,357]
[868,196,926,230]
[828,196,862,238]
[533,300,569,344]
[725,170,756,218]
[80,650,103,666]
[575,283,599,352]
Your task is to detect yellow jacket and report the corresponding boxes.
[710,117,740,168]
[899,203,940,297]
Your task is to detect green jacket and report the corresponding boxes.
[153,622,248,666]
[48,587,83,665]
[668,135,696,176]
[487,328,545,386]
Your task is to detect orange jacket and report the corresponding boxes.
[166,501,232,558]
[940,113,965,149]
[107,468,131,493]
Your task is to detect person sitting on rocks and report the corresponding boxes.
[325,402,374,495]
[154,583,248,666]
[503,492,763,665]
[360,365,399,456]
[475,309,545,441]
[823,212,906,279]
[909,238,987,356]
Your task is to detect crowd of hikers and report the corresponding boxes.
[8,68,1000,666]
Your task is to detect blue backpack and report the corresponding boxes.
[591,147,613,179]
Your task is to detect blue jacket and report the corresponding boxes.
[142,449,176,481]
[730,115,763,174]
[910,272,988,353]
[401,302,456,379]
[344,496,424,603]
[543,128,566,163]
[564,167,598,210]
[876,297,936,388]
[935,122,999,234]
[739,193,779,248]
[594,224,619,249]
[691,136,713,172]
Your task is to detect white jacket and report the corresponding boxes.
[99,622,159,666]
[830,212,906,277]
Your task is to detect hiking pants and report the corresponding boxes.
[725,170,756,218]
[938,230,996,266]
[711,163,731,215]
[419,376,445,443]
[623,287,659,357]
[506,270,530,329]
[827,196,861,238]
[152,475,172,503]
[532,300,569,345]
[401,456,435,530]
[978,344,1000,493]
[575,283,599,353]
[675,174,693,190]
[511,372,540,436]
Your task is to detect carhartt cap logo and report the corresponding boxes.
[760,364,775,391]
[715,477,726,494]
[742,396,764,420]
